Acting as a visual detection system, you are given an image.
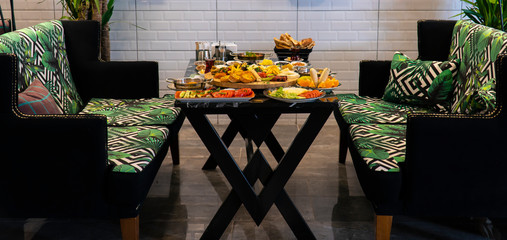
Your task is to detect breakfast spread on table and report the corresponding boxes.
[173,38,339,97]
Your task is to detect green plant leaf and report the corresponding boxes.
[137,129,165,140]
[112,164,137,173]
[459,0,507,29]
[108,151,131,160]
[427,69,453,101]
[102,0,115,27]
[344,97,367,105]
[477,29,493,51]
[359,148,389,160]
[41,52,58,71]
[490,35,505,61]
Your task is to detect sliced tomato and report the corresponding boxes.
[211,91,226,98]
[298,90,322,99]
[222,90,235,98]
[175,91,182,98]
[234,88,253,97]
[211,90,235,98]
[258,72,267,78]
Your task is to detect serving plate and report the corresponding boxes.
[176,95,254,103]
[166,77,207,90]
[263,88,325,103]
[296,83,342,91]
[291,61,307,67]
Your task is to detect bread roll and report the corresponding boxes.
[319,68,330,84]
[300,38,313,48]
[310,68,319,87]
[249,69,262,81]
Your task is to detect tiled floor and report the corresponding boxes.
[1,121,506,239]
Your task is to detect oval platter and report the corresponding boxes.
[263,88,326,103]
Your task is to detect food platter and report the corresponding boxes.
[263,88,325,103]
[175,88,255,102]
[176,96,254,103]
[296,83,342,91]
[210,78,297,89]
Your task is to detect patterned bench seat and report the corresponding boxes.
[337,94,432,125]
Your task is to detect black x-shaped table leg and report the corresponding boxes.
[184,109,332,240]
[202,113,285,170]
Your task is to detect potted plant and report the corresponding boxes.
[458,0,506,30]
[58,0,115,61]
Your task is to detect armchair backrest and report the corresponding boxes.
[448,20,507,114]
[358,20,457,98]
[0,20,84,114]
[417,19,456,61]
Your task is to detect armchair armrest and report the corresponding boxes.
[2,113,111,217]
[401,54,507,217]
[358,60,391,98]
[0,53,111,217]
[401,110,507,217]
[72,60,160,102]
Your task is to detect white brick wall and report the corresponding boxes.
[1,0,464,97]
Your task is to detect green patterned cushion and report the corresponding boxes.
[349,124,406,172]
[449,20,507,114]
[80,95,180,126]
[0,20,84,114]
[382,52,459,112]
[108,125,169,173]
[337,94,433,124]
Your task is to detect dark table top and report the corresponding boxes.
[175,91,338,114]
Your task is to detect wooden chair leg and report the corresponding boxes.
[375,215,393,240]
[338,128,348,164]
[120,216,139,240]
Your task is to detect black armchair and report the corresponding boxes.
[335,19,507,239]
[0,20,184,240]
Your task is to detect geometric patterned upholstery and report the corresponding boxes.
[349,124,406,172]
[80,95,181,126]
[382,52,459,112]
[449,20,507,114]
[0,20,84,114]
[108,125,169,173]
[337,94,433,124]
